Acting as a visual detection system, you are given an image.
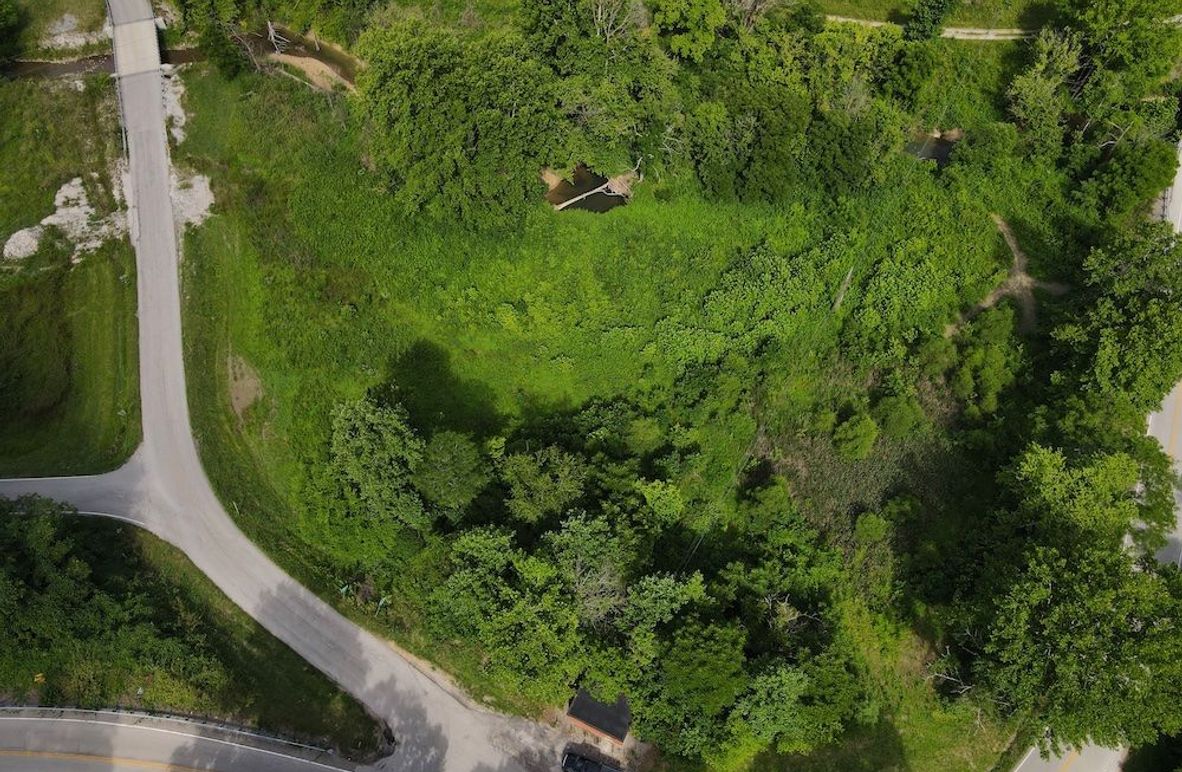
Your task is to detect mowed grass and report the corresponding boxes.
[0,77,139,476]
[817,0,1054,28]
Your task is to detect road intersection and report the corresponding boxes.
[0,2,561,770]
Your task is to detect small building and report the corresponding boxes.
[566,689,631,746]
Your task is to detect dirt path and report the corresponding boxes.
[945,215,1069,336]
[825,15,1033,40]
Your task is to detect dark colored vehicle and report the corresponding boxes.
[561,750,623,772]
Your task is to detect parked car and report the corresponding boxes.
[561,750,623,772]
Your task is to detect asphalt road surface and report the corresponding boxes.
[0,710,350,771]
[1012,746,1126,772]
[0,2,561,770]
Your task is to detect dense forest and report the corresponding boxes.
[123,0,1182,768]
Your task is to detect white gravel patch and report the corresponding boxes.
[171,171,214,229]
[162,74,187,144]
[42,14,112,50]
[3,176,127,261]
[4,227,44,260]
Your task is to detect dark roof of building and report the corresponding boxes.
[567,689,631,742]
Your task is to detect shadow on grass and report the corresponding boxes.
[378,339,504,439]
[746,717,911,772]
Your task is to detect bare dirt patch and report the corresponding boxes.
[269,54,354,92]
[227,355,262,423]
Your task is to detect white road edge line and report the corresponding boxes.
[0,717,344,771]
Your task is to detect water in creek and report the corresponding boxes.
[905,133,960,168]
[2,23,356,85]
[544,164,627,213]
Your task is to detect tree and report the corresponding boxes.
[1077,138,1177,230]
[903,0,957,41]
[1057,0,1182,101]
[357,21,559,226]
[977,546,1182,752]
[833,413,879,460]
[1054,222,1182,414]
[430,528,583,703]
[651,0,727,61]
[1007,30,1080,158]
[413,431,489,514]
[544,513,627,626]
[500,445,588,523]
[637,620,748,756]
[330,397,430,532]
[882,41,936,108]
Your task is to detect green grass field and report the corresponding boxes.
[0,77,139,476]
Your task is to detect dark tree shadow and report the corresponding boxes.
[755,717,912,772]
[378,340,504,438]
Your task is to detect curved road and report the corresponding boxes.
[0,2,561,771]
[0,709,352,771]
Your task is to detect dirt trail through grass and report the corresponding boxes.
[945,214,1068,336]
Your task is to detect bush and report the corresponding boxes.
[903,0,958,40]
[199,15,248,78]
[833,413,879,460]
[413,431,490,514]
[873,394,926,438]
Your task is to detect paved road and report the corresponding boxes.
[1013,746,1126,772]
[0,2,561,771]
[0,710,351,771]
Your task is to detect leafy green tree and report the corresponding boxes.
[1054,222,1182,414]
[637,620,748,756]
[544,513,627,626]
[1057,0,1182,100]
[952,307,1021,420]
[1007,30,1080,158]
[977,545,1182,752]
[1003,444,1145,547]
[500,445,588,523]
[357,21,559,226]
[881,41,936,107]
[413,431,489,514]
[1077,138,1177,230]
[617,572,706,668]
[873,394,926,438]
[903,0,957,40]
[330,397,430,532]
[430,528,583,703]
[652,0,727,61]
[833,413,879,460]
